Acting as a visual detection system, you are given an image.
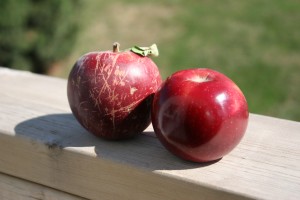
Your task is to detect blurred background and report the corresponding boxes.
[1,0,299,121]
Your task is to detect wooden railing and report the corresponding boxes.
[0,67,299,200]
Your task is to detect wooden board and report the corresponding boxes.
[0,67,300,200]
[0,173,86,200]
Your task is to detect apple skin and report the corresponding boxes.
[67,48,162,140]
[151,68,249,162]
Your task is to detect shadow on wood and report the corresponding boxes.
[14,113,220,171]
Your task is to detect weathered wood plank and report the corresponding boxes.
[0,173,86,200]
[0,67,300,200]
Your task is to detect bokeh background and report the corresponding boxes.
[1,0,299,121]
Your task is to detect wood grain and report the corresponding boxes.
[0,67,299,200]
[0,173,86,200]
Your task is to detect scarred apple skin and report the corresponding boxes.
[151,68,249,162]
[67,46,162,140]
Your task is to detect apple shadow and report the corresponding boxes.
[14,113,221,170]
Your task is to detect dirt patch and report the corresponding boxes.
[84,2,181,49]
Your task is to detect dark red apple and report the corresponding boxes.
[151,68,249,162]
[67,43,162,140]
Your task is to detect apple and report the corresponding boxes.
[67,43,162,140]
[151,68,249,162]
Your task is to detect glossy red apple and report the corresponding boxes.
[67,43,162,140]
[151,68,249,162]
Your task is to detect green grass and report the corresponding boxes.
[60,0,300,121]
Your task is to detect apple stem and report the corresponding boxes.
[113,42,120,53]
[130,44,159,57]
